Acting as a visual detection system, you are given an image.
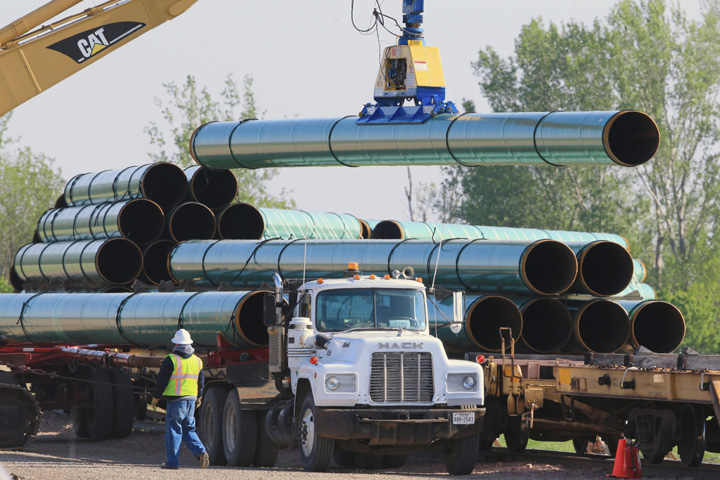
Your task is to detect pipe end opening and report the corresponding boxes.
[218,203,264,240]
[520,299,572,353]
[632,301,685,353]
[578,241,634,296]
[576,301,630,353]
[143,163,189,209]
[524,240,578,295]
[467,297,522,352]
[605,111,660,167]
[97,239,143,285]
[372,221,404,240]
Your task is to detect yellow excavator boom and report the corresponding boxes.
[0,0,198,117]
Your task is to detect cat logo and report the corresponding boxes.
[47,22,146,64]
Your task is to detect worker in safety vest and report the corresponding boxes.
[151,329,210,470]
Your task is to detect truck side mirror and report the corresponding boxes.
[263,293,278,327]
[450,291,465,334]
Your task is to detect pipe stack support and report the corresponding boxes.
[64,163,188,210]
[0,291,269,348]
[215,203,363,240]
[169,238,578,295]
[190,111,659,170]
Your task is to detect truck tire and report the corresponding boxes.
[445,433,479,475]
[108,368,134,438]
[223,389,257,466]
[0,384,41,448]
[71,368,114,440]
[0,371,18,385]
[199,387,228,465]
[504,416,529,453]
[253,410,280,467]
[298,392,334,472]
[381,454,407,468]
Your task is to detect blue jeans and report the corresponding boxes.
[164,399,206,468]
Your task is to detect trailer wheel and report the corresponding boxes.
[381,454,407,468]
[298,392,334,472]
[71,368,114,440]
[0,384,41,448]
[504,416,529,453]
[0,371,18,385]
[199,387,228,465]
[678,404,705,467]
[332,445,355,467]
[253,410,280,467]
[223,389,257,466]
[108,368,134,438]
[445,433,479,475]
[572,435,593,455]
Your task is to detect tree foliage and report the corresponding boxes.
[145,74,293,208]
[463,0,720,352]
[0,113,64,282]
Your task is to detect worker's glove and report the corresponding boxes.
[151,397,159,407]
[195,398,202,409]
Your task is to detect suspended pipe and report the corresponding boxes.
[165,202,216,242]
[215,203,363,240]
[428,295,522,352]
[184,165,238,209]
[564,299,631,354]
[616,300,685,353]
[565,241,634,296]
[64,163,188,209]
[0,291,269,348]
[137,240,176,285]
[190,111,659,170]
[371,219,629,250]
[513,298,573,354]
[14,239,143,286]
[169,238,578,295]
[37,198,165,246]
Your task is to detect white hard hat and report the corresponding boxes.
[171,329,193,345]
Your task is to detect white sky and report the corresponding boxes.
[1,0,704,219]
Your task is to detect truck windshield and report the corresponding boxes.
[315,288,427,332]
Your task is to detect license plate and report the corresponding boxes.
[452,412,475,425]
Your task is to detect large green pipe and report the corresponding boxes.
[428,295,523,353]
[14,239,143,287]
[513,298,573,354]
[565,299,631,353]
[566,241,634,296]
[37,199,165,246]
[616,300,685,353]
[371,219,629,250]
[0,291,268,348]
[165,202,217,242]
[189,111,659,170]
[613,280,656,300]
[215,203,362,240]
[632,259,647,283]
[64,163,188,210]
[169,238,578,295]
[137,240,176,286]
[184,166,238,209]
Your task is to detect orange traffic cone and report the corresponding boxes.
[607,438,642,479]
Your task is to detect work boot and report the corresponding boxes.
[199,451,210,469]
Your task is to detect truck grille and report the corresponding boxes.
[369,352,433,403]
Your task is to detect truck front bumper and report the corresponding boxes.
[314,407,485,446]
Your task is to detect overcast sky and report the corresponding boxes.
[1,1,704,220]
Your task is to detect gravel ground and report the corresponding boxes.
[0,411,639,480]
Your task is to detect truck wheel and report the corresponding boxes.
[445,433,479,475]
[108,368,134,438]
[381,454,407,468]
[0,384,41,448]
[0,371,18,385]
[223,389,257,466]
[71,368,114,440]
[298,392,334,472]
[253,410,280,467]
[504,416,529,453]
[199,387,228,465]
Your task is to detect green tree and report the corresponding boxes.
[465,0,720,352]
[0,113,64,284]
[146,74,293,208]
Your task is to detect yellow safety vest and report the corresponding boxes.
[163,353,202,397]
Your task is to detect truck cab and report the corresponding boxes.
[265,263,485,474]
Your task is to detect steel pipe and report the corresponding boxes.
[184,166,238,209]
[64,163,188,209]
[429,295,522,352]
[190,111,659,170]
[37,199,164,246]
[633,259,647,283]
[0,291,269,348]
[565,300,631,353]
[14,239,143,286]
[566,241,634,296]
[371,219,629,250]
[358,219,377,239]
[617,300,685,353]
[165,202,216,242]
[514,298,573,354]
[215,203,362,240]
[169,238,578,295]
[137,240,176,285]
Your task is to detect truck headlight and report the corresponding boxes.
[447,373,479,393]
[324,374,357,393]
